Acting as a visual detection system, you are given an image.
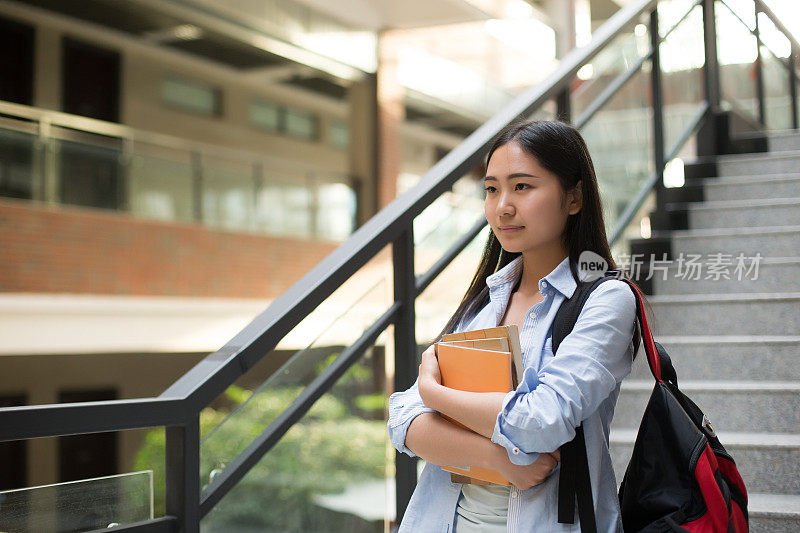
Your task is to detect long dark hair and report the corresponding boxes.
[439,119,645,360]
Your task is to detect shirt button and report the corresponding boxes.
[529,311,536,319]
[512,447,520,454]
[541,281,548,288]
[511,489,518,498]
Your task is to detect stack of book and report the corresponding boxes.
[434,325,523,485]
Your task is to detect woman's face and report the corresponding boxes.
[484,141,581,255]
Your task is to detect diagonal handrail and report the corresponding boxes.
[0,0,661,443]
[5,0,800,529]
[154,0,659,410]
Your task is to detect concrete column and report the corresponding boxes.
[376,30,405,211]
[544,0,577,59]
[348,74,379,226]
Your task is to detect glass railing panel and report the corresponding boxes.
[201,156,257,233]
[526,98,557,122]
[415,224,491,346]
[756,11,791,60]
[578,66,653,237]
[0,470,153,532]
[760,45,794,131]
[718,0,756,30]
[199,332,391,532]
[715,1,760,123]
[657,0,703,37]
[197,271,389,485]
[611,126,701,277]
[0,121,36,201]
[129,143,195,223]
[413,174,484,277]
[660,3,707,153]
[131,246,391,513]
[52,129,125,211]
[571,26,651,122]
[755,13,793,132]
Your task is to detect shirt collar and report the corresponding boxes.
[486,255,578,299]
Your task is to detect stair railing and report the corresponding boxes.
[0,0,798,531]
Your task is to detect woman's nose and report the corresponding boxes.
[496,192,514,216]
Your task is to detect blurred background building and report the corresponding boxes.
[0,0,798,530]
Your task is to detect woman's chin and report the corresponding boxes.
[498,242,524,254]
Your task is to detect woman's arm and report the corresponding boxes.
[491,280,637,457]
[416,345,504,439]
[405,411,500,468]
[406,412,561,490]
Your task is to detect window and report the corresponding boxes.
[284,108,318,140]
[315,182,356,241]
[328,120,349,149]
[257,179,313,238]
[162,75,221,116]
[249,100,282,132]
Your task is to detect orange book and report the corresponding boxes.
[442,325,523,388]
[435,341,514,486]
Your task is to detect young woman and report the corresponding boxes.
[387,120,643,532]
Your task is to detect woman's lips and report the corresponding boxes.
[498,225,524,233]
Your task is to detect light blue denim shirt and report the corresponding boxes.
[387,255,637,532]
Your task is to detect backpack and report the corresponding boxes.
[551,272,749,533]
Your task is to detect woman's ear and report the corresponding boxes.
[567,181,583,215]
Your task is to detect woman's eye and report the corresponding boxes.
[515,183,530,191]
[484,186,497,194]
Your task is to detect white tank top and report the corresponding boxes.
[453,483,510,532]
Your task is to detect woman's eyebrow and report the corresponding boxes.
[483,173,540,181]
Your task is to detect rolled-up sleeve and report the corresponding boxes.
[387,378,436,457]
[490,280,636,464]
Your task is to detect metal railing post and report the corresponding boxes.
[556,88,572,123]
[166,417,200,533]
[191,152,203,223]
[702,0,722,111]
[649,6,668,237]
[789,47,799,130]
[393,228,417,527]
[753,3,766,125]
[651,9,665,180]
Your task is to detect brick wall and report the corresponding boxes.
[0,198,339,298]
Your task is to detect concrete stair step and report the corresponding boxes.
[629,336,800,381]
[670,225,800,257]
[680,198,800,229]
[697,174,800,201]
[610,430,800,495]
[748,493,800,532]
[648,292,800,336]
[717,150,800,177]
[768,130,800,152]
[612,380,800,433]
[651,257,800,294]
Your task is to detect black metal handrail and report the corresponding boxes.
[4,1,799,531]
[0,0,661,440]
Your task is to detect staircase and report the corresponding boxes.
[610,130,800,531]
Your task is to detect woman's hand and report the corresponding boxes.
[491,446,562,491]
[417,345,442,407]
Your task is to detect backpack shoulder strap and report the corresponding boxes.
[552,273,619,353]
[554,271,620,533]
